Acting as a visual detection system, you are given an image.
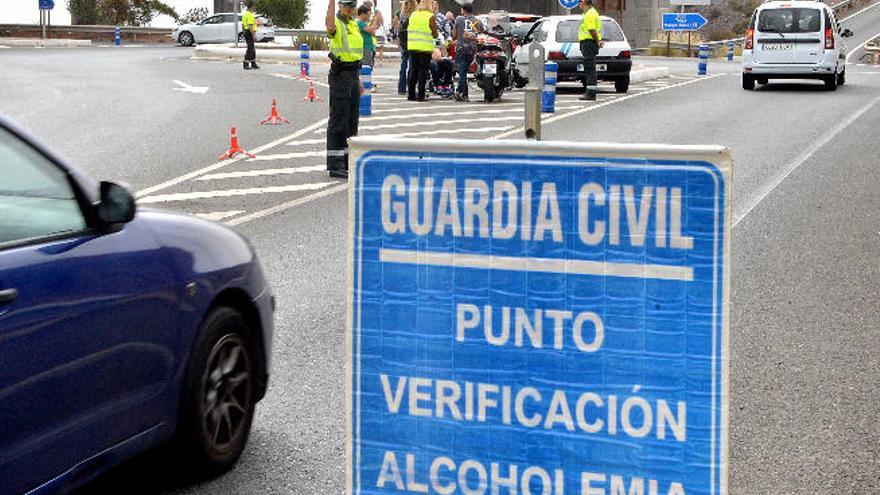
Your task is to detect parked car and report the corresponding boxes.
[512,15,633,93]
[172,13,275,46]
[0,114,274,494]
[742,0,852,90]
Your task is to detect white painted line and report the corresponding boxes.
[286,138,327,146]
[733,94,880,228]
[370,100,524,110]
[226,183,349,226]
[268,72,331,88]
[491,74,724,140]
[360,106,581,122]
[318,115,524,134]
[379,248,694,281]
[135,118,329,198]
[195,210,245,221]
[248,150,325,161]
[366,126,513,139]
[197,165,325,180]
[846,29,880,63]
[139,182,335,204]
[841,0,880,21]
[172,80,210,94]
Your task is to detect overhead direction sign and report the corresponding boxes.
[347,138,731,495]
[559,0,581,9]
[39,0,54,10]
[662,12,709,31]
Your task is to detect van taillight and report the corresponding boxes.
[548,51,566,60]
[825,28,834,49]
[618,50,631,59]
[745,29,754,50]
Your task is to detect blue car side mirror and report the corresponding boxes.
[96,181,136,226]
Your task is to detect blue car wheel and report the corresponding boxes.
[176,307,257,475]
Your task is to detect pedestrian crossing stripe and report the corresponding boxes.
[195,210,245,221]
[197,165,326,181]
[139,182,335,204]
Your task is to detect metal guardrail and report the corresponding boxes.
[0,23,172,35]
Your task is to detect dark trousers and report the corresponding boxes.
[455,48,474,97]
[327,65,360,172]
[434,59,453,87]
[407,51,432,99]
[580,40,599,96]
[243,30,256,64]
[397,50,410,94]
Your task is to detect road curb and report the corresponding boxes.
[192,44,401,64]
[0,37,92,47]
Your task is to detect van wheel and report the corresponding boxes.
[824,74,838,91]
[836,69,845,86]
[175,307,257,476]
[614,76,630,93]
[742,74,755,90]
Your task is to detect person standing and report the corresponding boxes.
[241,0,260,70]
[396,0,418,95]
[453,3,482,102]
[407,0,438,101]
[325,0,364,179]
[578,0,603,101]
[357,5,377,67]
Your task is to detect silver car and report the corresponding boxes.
[172,13,275,46]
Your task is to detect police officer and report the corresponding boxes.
[578,0,603,101]
[325,0,364,179]
[242,0,260,70]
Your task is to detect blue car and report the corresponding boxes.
[0,116,274,494]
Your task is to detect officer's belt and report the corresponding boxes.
[332,61,363,70]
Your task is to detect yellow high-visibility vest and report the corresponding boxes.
[329,16,364,62]
[579,7,602,42]
[242,10,256,31]
[407,9,434,52]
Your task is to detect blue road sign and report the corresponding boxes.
[559,0,581,9]
[39,0,54,10]
[348,139,731,495]
[662,13,708,31]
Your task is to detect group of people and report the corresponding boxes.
[323,0,606,178]
[396,0,485,102]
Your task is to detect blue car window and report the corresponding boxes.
[0,128,87,246]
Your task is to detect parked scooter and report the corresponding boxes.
[475,27,515,102]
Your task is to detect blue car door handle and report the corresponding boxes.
[0,288,19,303]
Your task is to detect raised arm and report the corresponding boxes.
[326,0,337,35]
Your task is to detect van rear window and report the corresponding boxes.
[556,20,625,42]
[758,8,822,33]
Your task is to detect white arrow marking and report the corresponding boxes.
[172,80,210,94]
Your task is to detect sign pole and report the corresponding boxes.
[667,31,671,57]
[234,0,240,48]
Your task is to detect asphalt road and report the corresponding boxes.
[1,4,879,493]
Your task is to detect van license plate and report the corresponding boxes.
[763,43,793,51]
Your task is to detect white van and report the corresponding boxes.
[742,0,853,90]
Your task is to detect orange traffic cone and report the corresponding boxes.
[218,127,256,160]
[260,99,289,125]
[302,80,324,102]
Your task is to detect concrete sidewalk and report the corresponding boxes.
[0,37,91,48]
[192,43,669,82]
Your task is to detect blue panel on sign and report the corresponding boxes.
[350,149,728,495]
[559,0,581,9]
[39,0,55,10]
[662,13,708,31]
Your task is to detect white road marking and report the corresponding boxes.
[733,94,880,227]
[286,138,327,146]
[840,0,880,21]
[226,183,349,226]
[172,80,210,94]
[195,210,245,221]
[248,150,325,161]
[360,105,581,122]
[268,72,331,88]
[366,126,513,139]
[136,118,329,197]
[492,74,724,139]
[197,165,325,180]
[140,182,335,204]
[317,115,525,134]
[846,29,880,63]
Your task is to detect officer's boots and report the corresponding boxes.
[243,61,251,70]
[251,62,261,70]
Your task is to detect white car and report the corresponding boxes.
[742,0,852,90]
[171,13,275,47]
[512,15,633,93]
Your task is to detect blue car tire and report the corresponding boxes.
[176,307,257,475]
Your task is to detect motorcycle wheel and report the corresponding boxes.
[484,86,495,103]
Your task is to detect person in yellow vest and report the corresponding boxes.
[241,0,260,70]
[578,0,603,101]
[325,0,364,179]
[406,0,439,101]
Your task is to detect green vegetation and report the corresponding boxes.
[67,0,179,26]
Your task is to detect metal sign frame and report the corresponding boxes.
[346,137,731,495]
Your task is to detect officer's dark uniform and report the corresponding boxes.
[578,0,602,101]
[326,1,364,179]
[242,3,259,70]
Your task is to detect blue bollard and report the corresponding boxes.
[542,62,558,113]
[360,65,372,116]
[114,26,121,46]
[300,44,310,78]
[698,44,708,76]
[727,41,735,61]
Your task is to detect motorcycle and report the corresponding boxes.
[475,28,515,103]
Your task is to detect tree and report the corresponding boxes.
[67,0,179,26]
[180,7,210,24]
[253,0,309,28]
[67,0,101,24]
